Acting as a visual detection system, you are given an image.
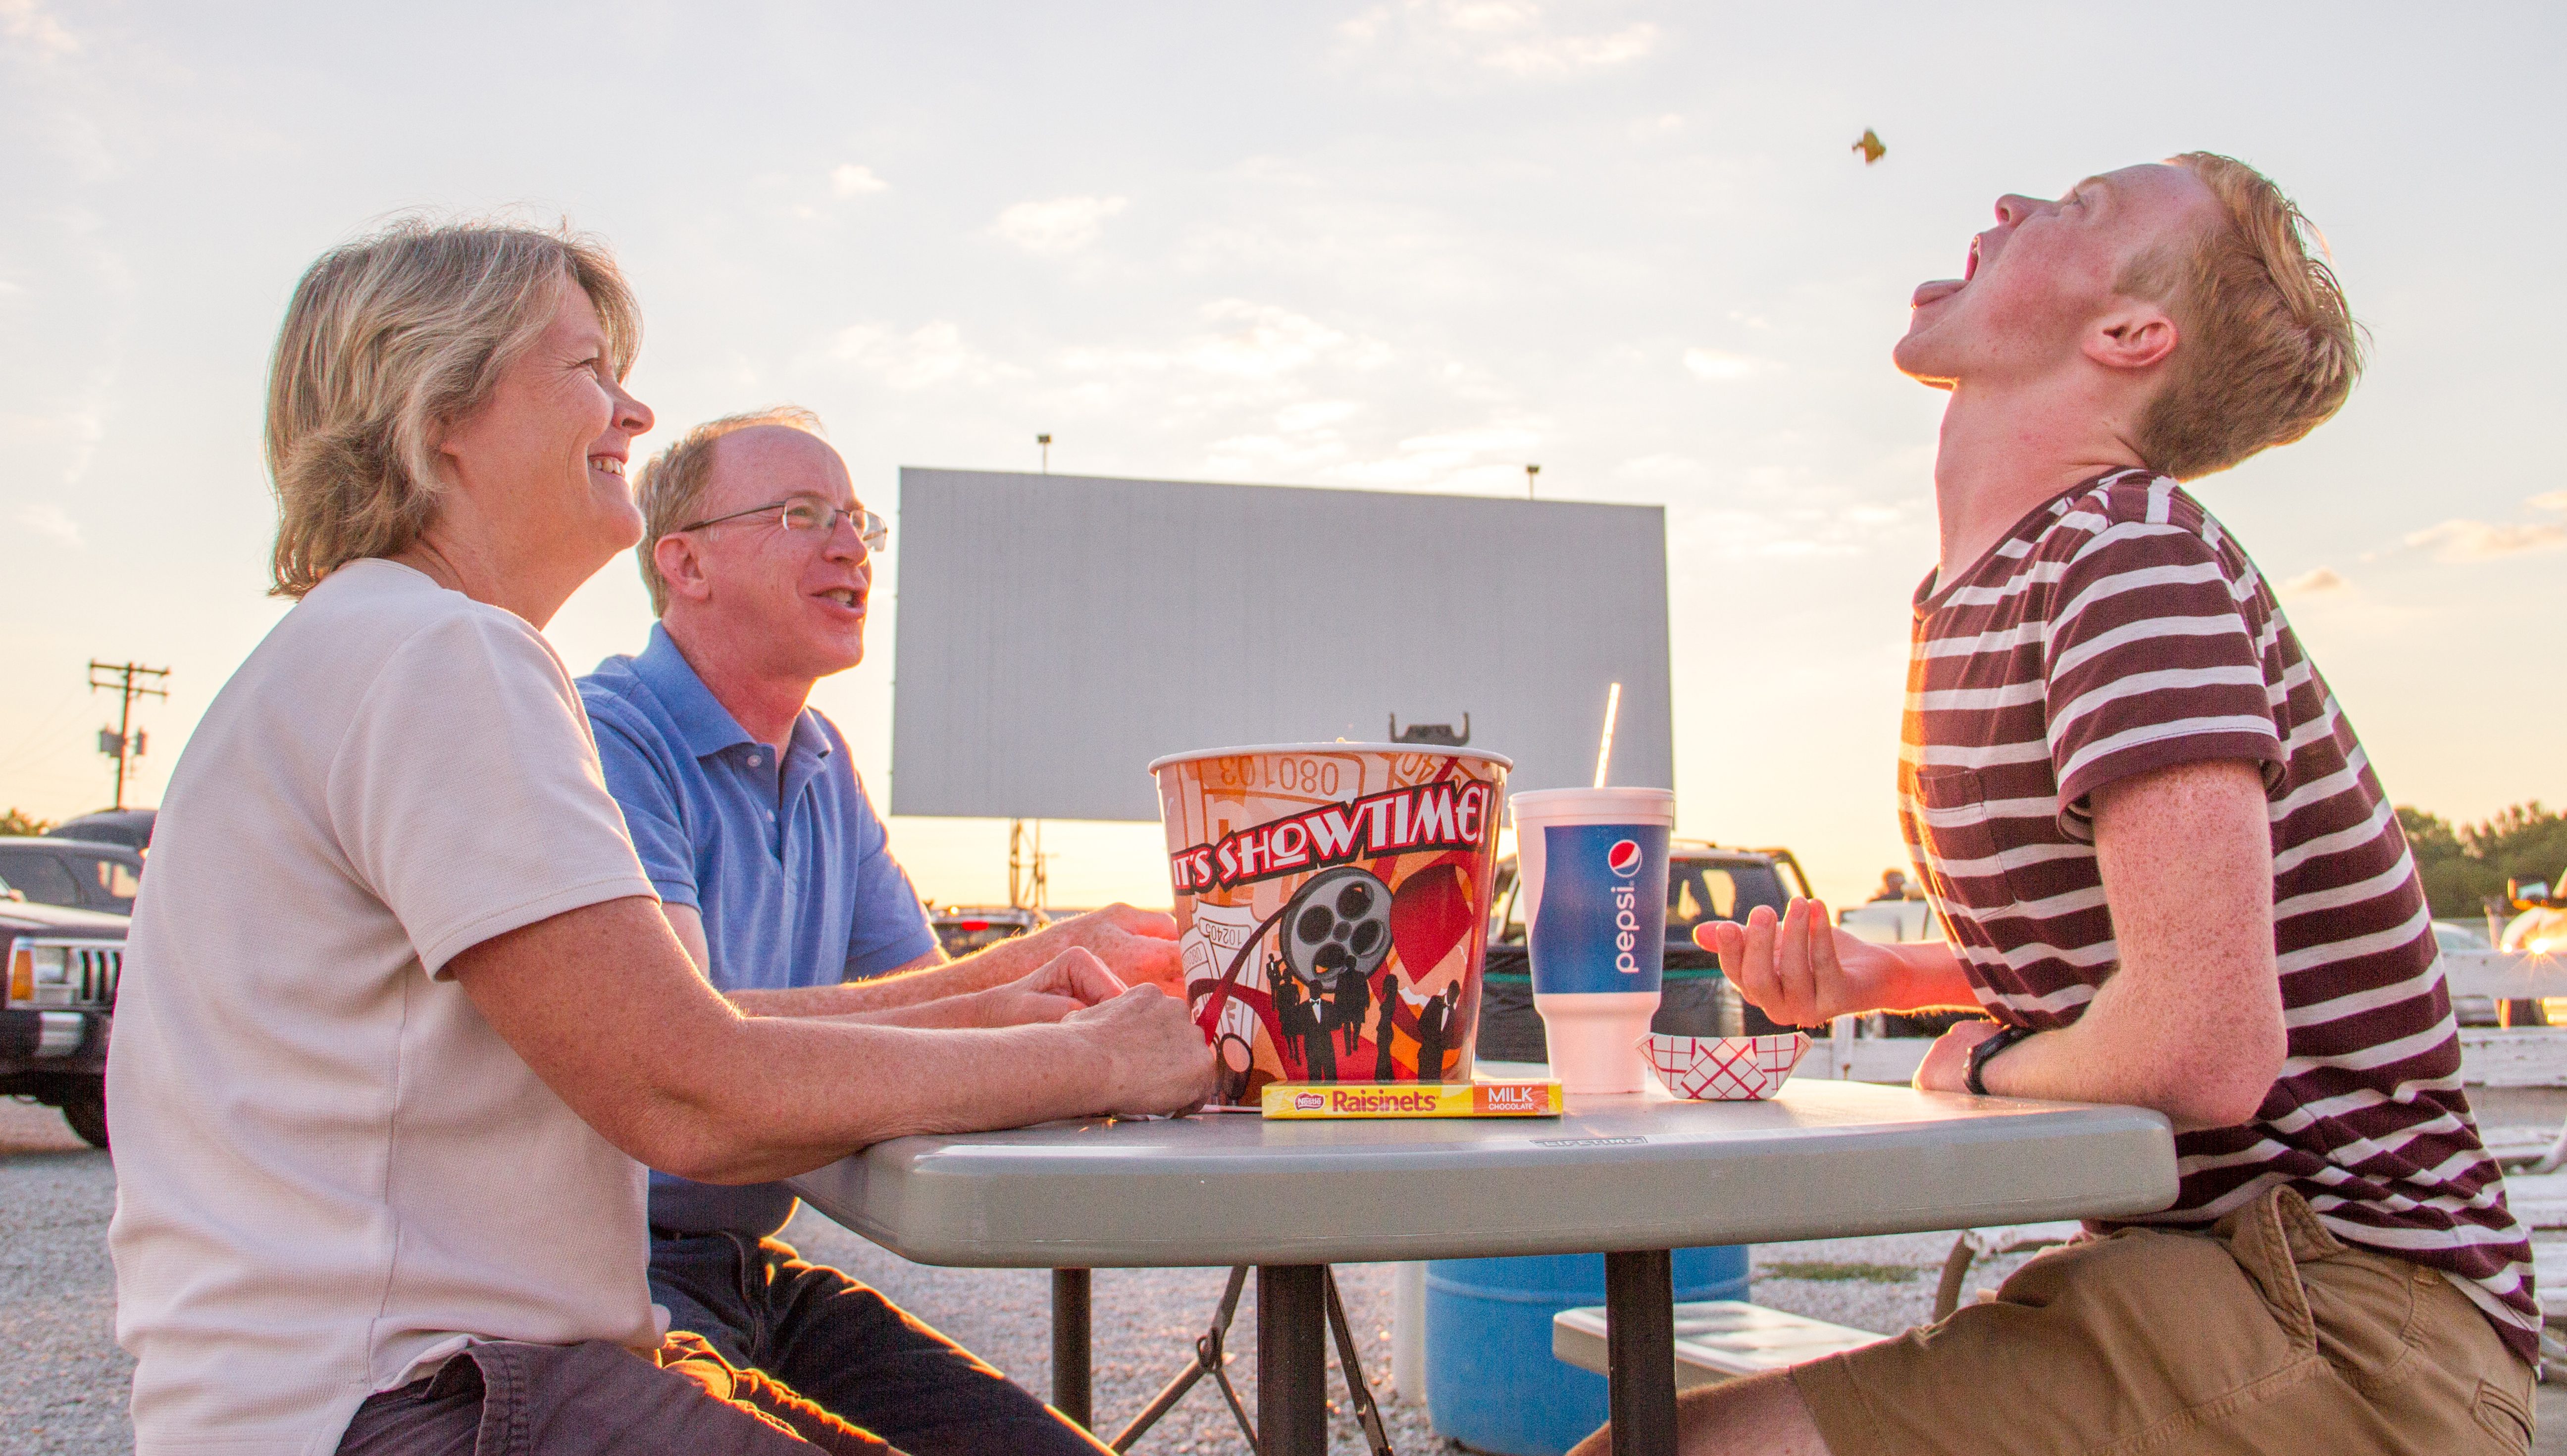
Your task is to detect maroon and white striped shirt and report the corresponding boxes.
[1899,468,2536,1362]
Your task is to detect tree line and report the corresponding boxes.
[2398,802,2567,922]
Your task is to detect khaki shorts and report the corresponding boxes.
[1792,1186,2535,1456]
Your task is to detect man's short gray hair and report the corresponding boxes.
[632,406,829,614]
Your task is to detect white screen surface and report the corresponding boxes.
[888,469,1671,821]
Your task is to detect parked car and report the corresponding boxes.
[926,906,1044,959]
[0,836,145,914]
[0,889,124,1148]
[2432,919,2502,1027]
[1476,841,1815,1059]
[46,807,154,854]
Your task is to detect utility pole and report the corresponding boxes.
[89,660,170,810]
[1526,463,1540,500]
[1007,818,1050,910]
[1037,434,1052,474]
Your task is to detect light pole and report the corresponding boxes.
[1526,463,1540,500]
[1038,434,1052,474]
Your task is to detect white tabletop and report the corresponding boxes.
[788,1079,2178,1268]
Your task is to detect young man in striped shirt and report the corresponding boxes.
[1580,157,2537,1456]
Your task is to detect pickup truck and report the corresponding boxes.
[0,890,123,1148]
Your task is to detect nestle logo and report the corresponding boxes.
[1294,1093,1325,1111]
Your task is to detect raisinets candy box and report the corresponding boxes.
[1151,744,1511,1109]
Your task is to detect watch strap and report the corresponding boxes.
[1965,1024,2035,1096]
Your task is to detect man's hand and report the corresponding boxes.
[956,948,1129,1028]
[1697,899,1923,1026]
[1064,984,1217,1117]
[1913,1018,2002,1094]
[1030,904,1186,997]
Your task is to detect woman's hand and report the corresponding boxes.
[1695,899,1911,1027]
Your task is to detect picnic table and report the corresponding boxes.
[790,1079,2177,1456]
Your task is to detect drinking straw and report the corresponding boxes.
[1592,681,1622,789]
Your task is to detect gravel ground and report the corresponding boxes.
[9,1093,2565,1456]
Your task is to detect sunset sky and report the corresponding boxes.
[3,1,2559,908]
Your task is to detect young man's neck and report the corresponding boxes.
[1930,376,2150,589]
[661,613,816,753]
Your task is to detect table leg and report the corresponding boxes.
[1257,1264,1328,1456]
[1052,1267,1091,1430]
[1605,1249,1677,1456]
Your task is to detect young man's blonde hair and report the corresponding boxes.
[631,406,829,614]
[265,218,641,598]
[2122,154,2364,480]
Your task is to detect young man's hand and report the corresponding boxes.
[1031,904,1187,997]
[1064,984,1217,1117]
[1696,899,1911,1027]
[1912,1018,2004,1094]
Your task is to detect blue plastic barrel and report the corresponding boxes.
[1425,1247,1749,1456]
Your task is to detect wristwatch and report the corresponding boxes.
[1965,1024,2036,1096]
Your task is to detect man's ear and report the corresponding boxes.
[2086,300,2180,373]
[652,533,713,605]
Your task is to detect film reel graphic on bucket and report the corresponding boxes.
[1284,867,1395,987]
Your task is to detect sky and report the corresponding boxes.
[2,0,2561,910]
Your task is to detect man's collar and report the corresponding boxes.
[631,624,758,760]
[631,623,835,763]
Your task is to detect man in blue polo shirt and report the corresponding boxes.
[579,405,1192,1455]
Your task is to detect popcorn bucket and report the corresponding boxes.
[1151,744,1512,1108]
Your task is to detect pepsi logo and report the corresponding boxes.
[1607,840,1643,876]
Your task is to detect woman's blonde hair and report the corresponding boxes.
[264,218,642,598]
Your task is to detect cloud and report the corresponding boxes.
[990,195,1128,254]
[2404,517,2567,562]
[1336,1,1657,79]
[2395,488,2567,563]
[1683,348,1775,383]
[0,0,79,59]
[826,320,1021,390]
[1326,421,1543,488]
[2281,567,2349,596]
[831,163,888,197]
[16,502,78,545]
[1061,300,1393,385]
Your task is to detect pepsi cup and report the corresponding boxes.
[1510,787,1675,1094]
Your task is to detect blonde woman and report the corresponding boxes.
[106,221,1211,1456]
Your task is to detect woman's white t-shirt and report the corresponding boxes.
[108,560,663,1455]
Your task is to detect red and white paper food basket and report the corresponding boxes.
[1640,1032,1812,1101]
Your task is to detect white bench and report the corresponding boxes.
[1552,1300,1884,1390]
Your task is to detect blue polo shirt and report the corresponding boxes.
[578,624,937,1236]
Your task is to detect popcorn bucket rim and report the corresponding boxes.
[1147,742,1515,775]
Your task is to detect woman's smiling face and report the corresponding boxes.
[437,272,656,575]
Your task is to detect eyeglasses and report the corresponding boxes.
[674,498,889,553]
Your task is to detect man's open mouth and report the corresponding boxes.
[590,455,625,476]
[1963,236,1981,281]
[819,589,863,609]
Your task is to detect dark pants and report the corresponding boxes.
[650,1230,1106,1456]
[337,1333,891,1455]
